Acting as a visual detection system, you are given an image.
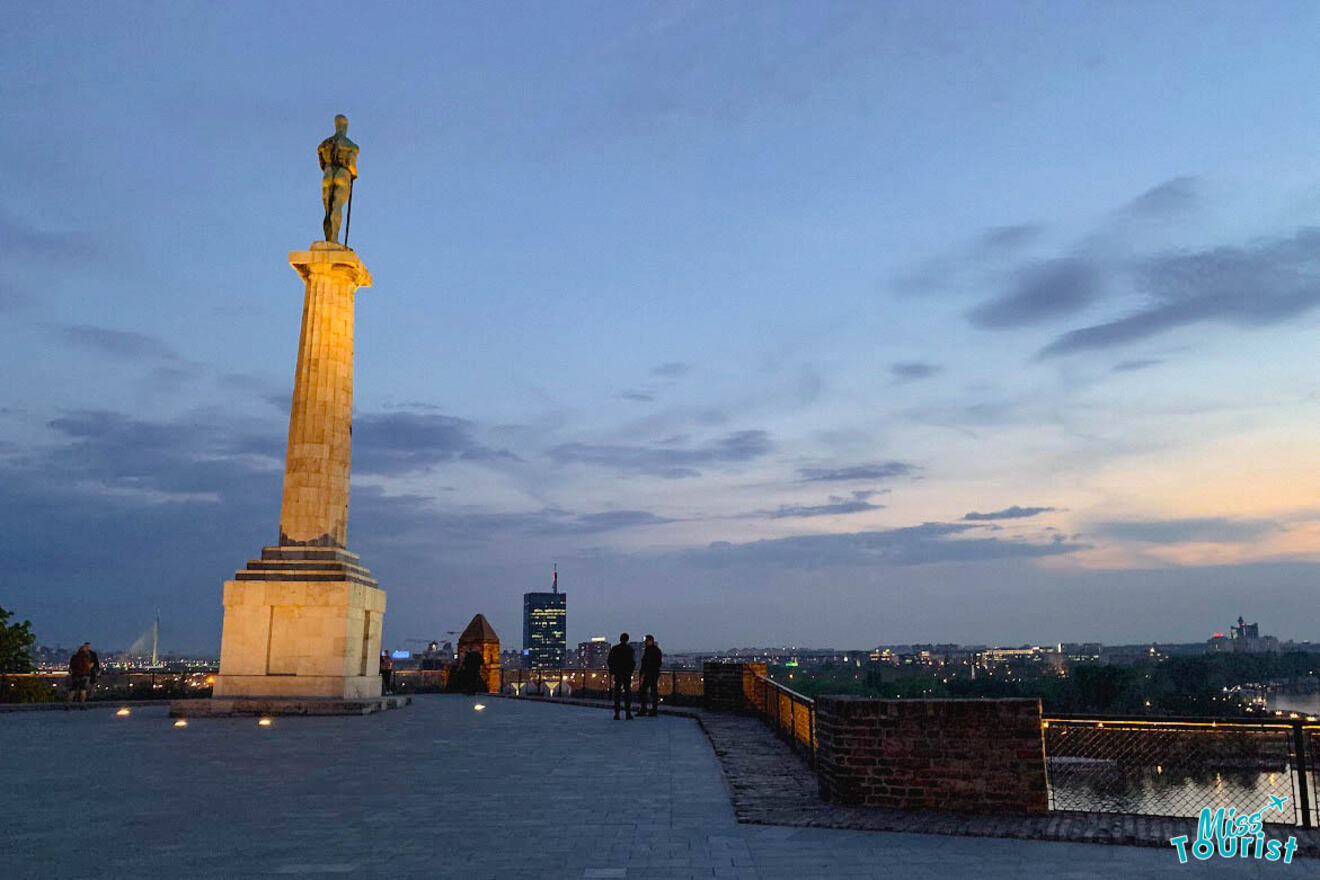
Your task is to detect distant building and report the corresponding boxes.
[577,637,611,668]
[1208,616,1279,654]
[457,613,501,693]
[523,567,567,669]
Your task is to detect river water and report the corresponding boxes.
[1047,690,1317,826]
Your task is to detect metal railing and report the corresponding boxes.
[495,668,707,706]
[1043,714,1319,828]
[749,672,816,767]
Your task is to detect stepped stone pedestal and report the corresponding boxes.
[176,243,398,716]
[211,546,385,700]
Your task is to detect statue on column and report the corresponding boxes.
[319,114,359,245]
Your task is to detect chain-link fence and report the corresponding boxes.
[1044,716,1317,828]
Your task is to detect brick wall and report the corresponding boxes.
[815,697,1048,814]
[702,662,767,712]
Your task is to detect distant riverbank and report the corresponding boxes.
[1267,689,1320,717]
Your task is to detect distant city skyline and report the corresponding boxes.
[3,3,1319,653]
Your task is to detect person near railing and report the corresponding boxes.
[66,644,94,710]
[87,644,101,697]
[638,635,662,717]
[607,633,636,720]
[378,650,394,696]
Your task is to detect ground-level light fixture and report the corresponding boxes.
[115,707,131,717]
[173,719,187,728]
[258,717,273,727]
[473,704,486,711]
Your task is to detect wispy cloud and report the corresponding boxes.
[1112,359,1161,373]
[963,505,1056,521]
[549,429,772,479]
[354,412,522,476]
[968,257,1104,329]
[975,223,1044,255]
[769,490,885,519]
[1038,228,1320,358]
[1090,517,1282,545]
[680,522,1084,569]
[889,361,942,383]
[651,362,690,378]
[799,461,917,483]
[1121,175,1200,219]
[54,324,178,361]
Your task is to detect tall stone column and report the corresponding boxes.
[279,243,371,548]
[205,243,388,707]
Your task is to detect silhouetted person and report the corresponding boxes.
[87,644,101,697]
[67,644,93,710]
[379,650,394,695]
[461,650,484,695]
[607,633,635,720]
[638,634,662,717]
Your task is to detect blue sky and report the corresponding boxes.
[3,2,1318,653]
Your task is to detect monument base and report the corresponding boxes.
[211,546,387,702]
[170,695,410,718]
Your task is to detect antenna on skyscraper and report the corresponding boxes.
[552,563,558,594]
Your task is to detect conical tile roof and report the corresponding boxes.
[459,613,499,644]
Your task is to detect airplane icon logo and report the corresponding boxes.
[1268,795,1289,811]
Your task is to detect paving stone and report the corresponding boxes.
[2,695,1314,878]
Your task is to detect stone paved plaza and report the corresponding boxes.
[2,695,1311,878]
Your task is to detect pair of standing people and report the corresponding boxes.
[606,633,662,720]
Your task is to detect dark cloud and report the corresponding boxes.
[769,491,885,519]
[1112,359,1161,373]
[549,429,771,479]
[963,505,1056,521]
[967,257,1103,328]
[651,362,690,378]
[975,223,1043,254]
[1038,228,1320,358]
[1122,176,1200,218]
[1091,517,1281,545]
[55,324,178,361]
[145,364,203,395]
[537,509,675,535]
[43,409,280,500]
[799,461,917,483]
[0,211,103,264]
[681,522,1084,569]
[353,412,522,476]
[889,362,942,383]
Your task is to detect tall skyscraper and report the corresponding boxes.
[523,566,567,669]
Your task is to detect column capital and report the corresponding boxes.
[289,242,373,289]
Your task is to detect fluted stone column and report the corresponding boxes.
[280,242,371,548]
[205,242,387,705]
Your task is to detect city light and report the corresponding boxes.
[473,704,486,711]
[173,719,187,728]
[258,717,272,727]
[115,707,131,716]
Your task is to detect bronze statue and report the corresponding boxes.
[318,114,359,244]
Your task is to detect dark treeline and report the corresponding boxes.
[779,652,1320,716]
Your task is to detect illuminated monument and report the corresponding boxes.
[185,116,396,710]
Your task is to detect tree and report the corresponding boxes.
[0,605,36,673]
